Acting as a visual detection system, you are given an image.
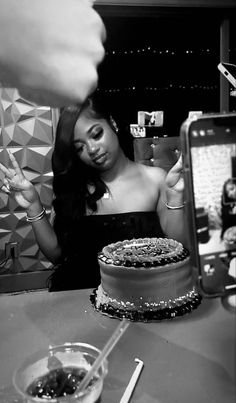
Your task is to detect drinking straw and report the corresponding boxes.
[119,358,144,403]
[74,318,130,396]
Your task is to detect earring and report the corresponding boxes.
[110,116,119,133]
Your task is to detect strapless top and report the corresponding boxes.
[48,211,165,292]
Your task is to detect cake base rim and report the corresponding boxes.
[90,286,202,322]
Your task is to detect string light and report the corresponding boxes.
[100,45,231,94]
[105,46,235,57]
[97,84,218,93]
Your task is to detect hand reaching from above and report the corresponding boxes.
[0,151,39,210]
[165,153,184,198]
[0,0,106,107]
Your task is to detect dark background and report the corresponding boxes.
[95,7,236,137]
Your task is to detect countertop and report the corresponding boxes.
[0,288,235,403]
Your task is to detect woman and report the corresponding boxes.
[0,96,186,291]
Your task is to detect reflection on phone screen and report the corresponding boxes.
[189,117,236,295]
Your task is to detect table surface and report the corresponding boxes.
[0,288,235,403]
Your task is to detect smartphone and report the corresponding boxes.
[180,112,236,298]
[217,62,236,88]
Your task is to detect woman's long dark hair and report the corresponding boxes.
[52,93,133,251]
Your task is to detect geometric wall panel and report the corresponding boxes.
[10,147,53,174]
[0,192,9,211]
[0,89,53,147]
[34,183,54,209]
[1,118,53,147]
[0,88,58,281]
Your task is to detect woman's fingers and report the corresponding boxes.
[8,150,23,178]
[1,177,19,192]
[0,161,11,178]
[171,153,183,173]
[0,152,25,187]
[0,183,10,194]
[0,163,23,192]
[165,153,184,189]
[0,177,15,193]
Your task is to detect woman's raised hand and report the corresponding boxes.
[165,153,184,196]
[0,151,39,209]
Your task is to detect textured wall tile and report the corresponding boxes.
[0,88,57,276]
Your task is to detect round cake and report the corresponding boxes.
[90,237,202,322]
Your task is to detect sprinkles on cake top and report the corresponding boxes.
[98,237,189,267]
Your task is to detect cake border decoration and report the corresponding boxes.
[90,286,202,322]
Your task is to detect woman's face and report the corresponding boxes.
[73,107,120,171]
[226,182,236,200]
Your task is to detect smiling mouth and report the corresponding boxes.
[93,153,107,164]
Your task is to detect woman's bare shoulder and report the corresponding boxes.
[136,162,166,183]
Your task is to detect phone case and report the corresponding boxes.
[217,62,236,88]
[180,112,236,298]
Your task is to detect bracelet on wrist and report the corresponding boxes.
[165,201,186,210]
[26,207,46,222]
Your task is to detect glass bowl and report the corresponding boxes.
[13,342,108,403]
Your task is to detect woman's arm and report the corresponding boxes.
[157,185,187,246]
[0,152,62,263]
[156,155,188,246]
[26,200,62,264]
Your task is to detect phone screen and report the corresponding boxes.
[187,115,236,296]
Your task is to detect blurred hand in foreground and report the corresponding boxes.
[0,0,106,107]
